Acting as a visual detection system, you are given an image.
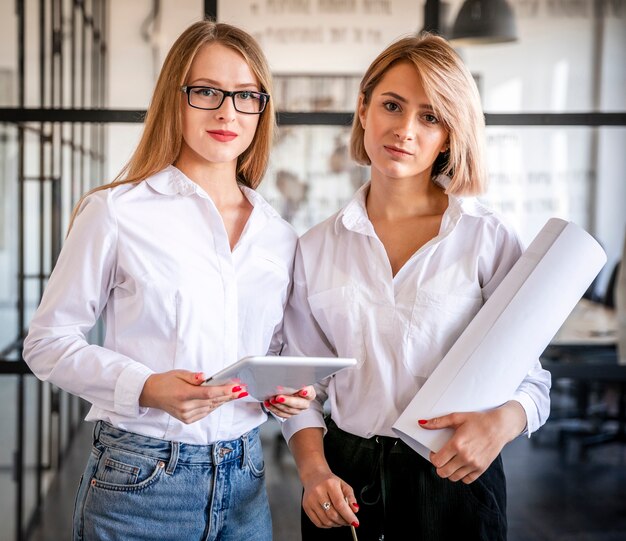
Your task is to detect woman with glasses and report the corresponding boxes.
[23,20,313,541]
[277,33,551,540]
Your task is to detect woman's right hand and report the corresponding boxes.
[301,467,360,529]
[139,370,248,423]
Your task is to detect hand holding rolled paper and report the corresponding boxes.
[392,218,607,461]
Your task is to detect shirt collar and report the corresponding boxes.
[145,165,280,219]
[240,185,281,220]
[334,181,373,235]
[334,175,490,235]
[145,165,199,197]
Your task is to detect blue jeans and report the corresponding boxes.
[73,421,272,541]
[302,419,507,541]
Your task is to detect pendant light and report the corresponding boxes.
[450,0,518,45]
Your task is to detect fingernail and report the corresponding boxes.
[353,503,359,509]
[232,385,242,393]
[237,392,249,399]
[418,419,428,425]
[276,396,285,403]
[264,400,271,407]
[351,521,359,528]
[300,389,308,396]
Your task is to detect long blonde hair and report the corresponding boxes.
[69,20,275,227]
[350,33,487,196]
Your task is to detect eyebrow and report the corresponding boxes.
[380,91,434,110]
[189,77,259,90]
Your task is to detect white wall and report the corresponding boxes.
[106,0,203,181]
[218,0,422,74]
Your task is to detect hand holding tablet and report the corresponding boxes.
[202,355,357,401]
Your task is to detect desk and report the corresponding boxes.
[541,299,624,459]
[543,298,618,370]
[549,298,617,347]
[542,359,626,381]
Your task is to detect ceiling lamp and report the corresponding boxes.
[450,0,518,45]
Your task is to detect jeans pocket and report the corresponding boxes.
[92,447,166,492]
[246,440,266,478]
[73,446,102,541]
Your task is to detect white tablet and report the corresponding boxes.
[202,355,357,401]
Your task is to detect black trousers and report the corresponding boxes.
[301,419,507,541]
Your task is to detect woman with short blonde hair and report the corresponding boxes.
[350,33,487,196]
[280,32,550,540]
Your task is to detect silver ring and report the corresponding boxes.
[321,501,331,511]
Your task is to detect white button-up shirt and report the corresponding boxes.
[282,180,551,443]
[24,166,297,444]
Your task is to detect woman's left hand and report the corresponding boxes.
[419,400,526,484]
[263,386,316,419]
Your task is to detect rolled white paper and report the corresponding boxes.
[392,218,607,460]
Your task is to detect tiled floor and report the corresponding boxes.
[20,416,626,541]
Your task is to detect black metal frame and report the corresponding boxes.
[2,108,624,126]
[0,1,107,540]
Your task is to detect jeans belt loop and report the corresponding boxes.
[241,431,249,469]
[166,440,179,475]
[93,420,103,445]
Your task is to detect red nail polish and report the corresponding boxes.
[353,503,359,509]
[237,392,249,399]
[264,400,271,407]
[418,419,428,425]
[300,389,308,396]
[232,385,242,393]
[351,521,359,528]
[276,396,285,403]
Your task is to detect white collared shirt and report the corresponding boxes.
[282,179,551,443]
[24,166,297,444]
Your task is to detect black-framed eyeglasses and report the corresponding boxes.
[180,85,270,114]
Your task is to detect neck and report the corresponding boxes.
[366,174,447,221]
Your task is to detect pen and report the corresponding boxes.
[346,497,358,541]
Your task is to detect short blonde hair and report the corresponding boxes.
[350,33,487,195]
[70,20,275,227]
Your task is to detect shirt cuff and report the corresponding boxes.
[511,392,539,437]
[114,363,154,417]
[281,406,327,444]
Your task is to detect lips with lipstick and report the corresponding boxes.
[384,145,413,158]
[207,130,238,142]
